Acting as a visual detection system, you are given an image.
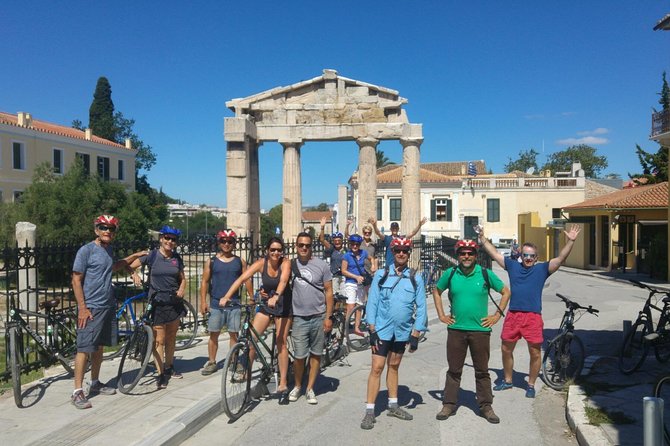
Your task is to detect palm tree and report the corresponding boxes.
[376,149,394,168]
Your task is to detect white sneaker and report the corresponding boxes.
[288,387,301,402]
[306,389,318,405]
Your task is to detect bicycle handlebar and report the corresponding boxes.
[628,279,670,297]
[556,293,599,315]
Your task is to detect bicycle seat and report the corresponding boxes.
[39,299,61,310]
[663,295,670,304]
[334,293,347,303]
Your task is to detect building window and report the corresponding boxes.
[97,156,110,181]
[13,142,25,170]
[53,148,63,174]
[486,198,500,222]
[76,152,90,176]
[13,190,23,202]
[390,198,401,221]
[430,198,452,222]
[118,159,125,181]
[376,198,382,221]
[552,208,562,219]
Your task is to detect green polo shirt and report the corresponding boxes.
[436,265,504,332]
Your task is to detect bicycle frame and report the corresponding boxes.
[114,291,148,337]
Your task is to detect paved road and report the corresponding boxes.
[185,264,649,446]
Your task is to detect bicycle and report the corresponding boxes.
[653,373,670,445]
[345,302,370,351]
[321,293,348,368]
[6,288,78,408]
[220,301,295,421]
[422,255,444,293]
[541,293,599,390]
[116,294,155,394]
[619,279,670,375]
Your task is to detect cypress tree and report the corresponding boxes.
[89,77,116,140]
[660,72,670,112]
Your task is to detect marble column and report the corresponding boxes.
[224,117,258,238]
[401,136,422,233]
[356,137,379,227]
[281,140,303,240]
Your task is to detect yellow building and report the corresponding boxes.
[0,111,136,202]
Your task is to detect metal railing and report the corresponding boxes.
[652,109,670,138]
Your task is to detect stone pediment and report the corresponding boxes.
[226,69,413,129]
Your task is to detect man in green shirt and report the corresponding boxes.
[433,240,511,424]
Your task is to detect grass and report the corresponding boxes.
[0,340,48,396]
[585,405,635,426]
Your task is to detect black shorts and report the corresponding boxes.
[259,294,292,318]
[153,302,183,325]
[76,307,114,353]
[373,337,408,357]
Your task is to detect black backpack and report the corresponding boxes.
[443,266,505,317]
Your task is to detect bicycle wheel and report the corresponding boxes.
[654,316,670,364]
[103,312,131,360]
[322,312,346,368]
[9,326,24,408]
[175,300,198,351]
[117,324,154,394]
[653,374,670,445]
[346,304,370,351]
[618,319,651,375]
[541,333,585,390]
[221,342,250,421]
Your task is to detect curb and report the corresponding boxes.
[566,385,612,446]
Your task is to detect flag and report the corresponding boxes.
[467,161,477,176]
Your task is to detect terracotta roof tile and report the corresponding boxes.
[302,211,332,222]
[0,111,129,150]
[564,182,668,210]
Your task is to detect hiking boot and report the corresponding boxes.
[525,386,536,399]
[436,404,456,420]
[288,387,301,402]
[493,381,513,391]
[88,381,116,396]
[387,406,413,420]
[165,366,182,379]
[360,412,376,430]
[306,389,318,405]
[71,390,92,409]
[201,361,218,376]
[481,406,500,424]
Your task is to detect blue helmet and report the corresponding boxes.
[331,232,344,239]
[159,225,182,237]
[348,234,363,244]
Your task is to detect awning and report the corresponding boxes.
[638,220,668,225]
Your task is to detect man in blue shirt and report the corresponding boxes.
[360,237,426,430]
[368,217,427,269]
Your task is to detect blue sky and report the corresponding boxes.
[2,1,669,209]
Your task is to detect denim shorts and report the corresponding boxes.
[207,306,241,333]
[76,307,114,353]
[291,314,325,359]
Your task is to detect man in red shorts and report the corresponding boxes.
[477,224,581,398]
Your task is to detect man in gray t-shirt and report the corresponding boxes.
[288,232,334,405]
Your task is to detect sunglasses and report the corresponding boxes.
[459,251,476,257]
[363,232,372,236]
[163,236,178,242]
[393,249,410,254]
[350,242,360,246]
[297,243,312,249]
[269,247,283,253]
[219,238,235,245]
[522,253,537,259]
[97,225,117,233]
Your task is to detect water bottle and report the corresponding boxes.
[47,324,54,346]
[473,224,483,235]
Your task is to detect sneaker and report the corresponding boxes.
[360,412,376,430]
[165,366,183,379]
[201,361,218,376]
[305,389,318,405]
[493,381,513,391]
[481,406,500,424]
[156,374,168,390]
[278,389,289,405]
[71,390,92,409]
[288,387,301,402]
[387,406,413,420]
[88,381,116,396]
[436,404,456,420]
[525,386,536,399]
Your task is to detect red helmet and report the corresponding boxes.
[455,239,478,253]
[390,237,412,249]
[217,229,237,240]
[94,215,119,227]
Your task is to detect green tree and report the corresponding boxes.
[170,211,226,237]
[306,202,330,211]
[259,204,283,243]
[376,149,394,168]
[628,144,668,184]
[113,111,157,190]
[504,148,540,173]
[88,77,116,141]
[542,145,608,178]
[659,71,670,112]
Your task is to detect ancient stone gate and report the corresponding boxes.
[224,69,423,240]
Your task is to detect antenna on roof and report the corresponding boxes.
[526,167,535,175]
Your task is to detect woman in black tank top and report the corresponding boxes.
[220,237,293,403]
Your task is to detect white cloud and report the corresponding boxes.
[577,127,609,136]
[556,136,609,145]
